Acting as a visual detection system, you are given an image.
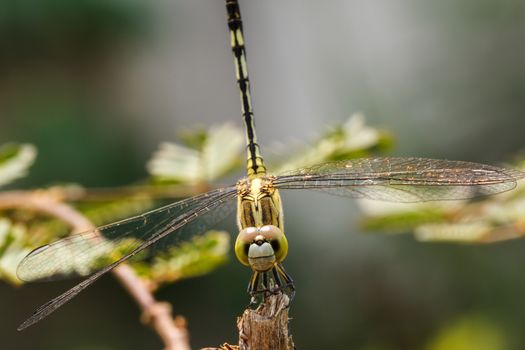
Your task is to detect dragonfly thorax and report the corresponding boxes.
[235,177,288,271]
[236,177,283,230]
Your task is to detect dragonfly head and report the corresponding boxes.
[235,225,288,272]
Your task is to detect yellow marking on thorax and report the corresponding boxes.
[236,177,284,231]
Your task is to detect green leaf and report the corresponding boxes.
[0,143,37,187]
[78,195,155,227]
[147,123,244,184]
[0,218,32,285]
[361,209,446,234]
[358,167,525,244]
[274,113,392,174]
[415,222,492,243]
[132,230,230,288]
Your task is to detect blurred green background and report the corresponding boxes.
[2,0,525,349]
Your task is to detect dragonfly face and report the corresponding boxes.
[235,177,290,292]
[236,225,288,272]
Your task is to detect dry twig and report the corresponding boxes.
[0,190,190,350]
[204,293,295,350]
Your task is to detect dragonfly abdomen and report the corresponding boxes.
[226,0,267,178]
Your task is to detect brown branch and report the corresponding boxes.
[52,182,215,202]
[0,190,191,350]
[204,293,295,350]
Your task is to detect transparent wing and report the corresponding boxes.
[273,157,525,202]
[17,186,238,330]
[17,186,237,282]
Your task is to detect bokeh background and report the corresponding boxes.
[2,0,525,349]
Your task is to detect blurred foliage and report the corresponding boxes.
[361,207,446,234]
[147,114,391,183]
[424,314,508,350]
[274,113,393,174]
[132,230,230,291]
[147,123,245,184]
[0,143,36,188]
[79,194,155,227]
[0,219,31,285]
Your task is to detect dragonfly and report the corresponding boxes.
[17,0,525,331]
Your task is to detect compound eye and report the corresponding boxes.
[259,225,288,263]
[235,227,258,266]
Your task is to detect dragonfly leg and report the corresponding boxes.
[272,267,283,289]
[248,264,295,298]
[248,273,270,294]
[262,271,269,291]
[248,263,295,305]
[248,271,260,293]
[248,271,260,303]
[275,263,295,300]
